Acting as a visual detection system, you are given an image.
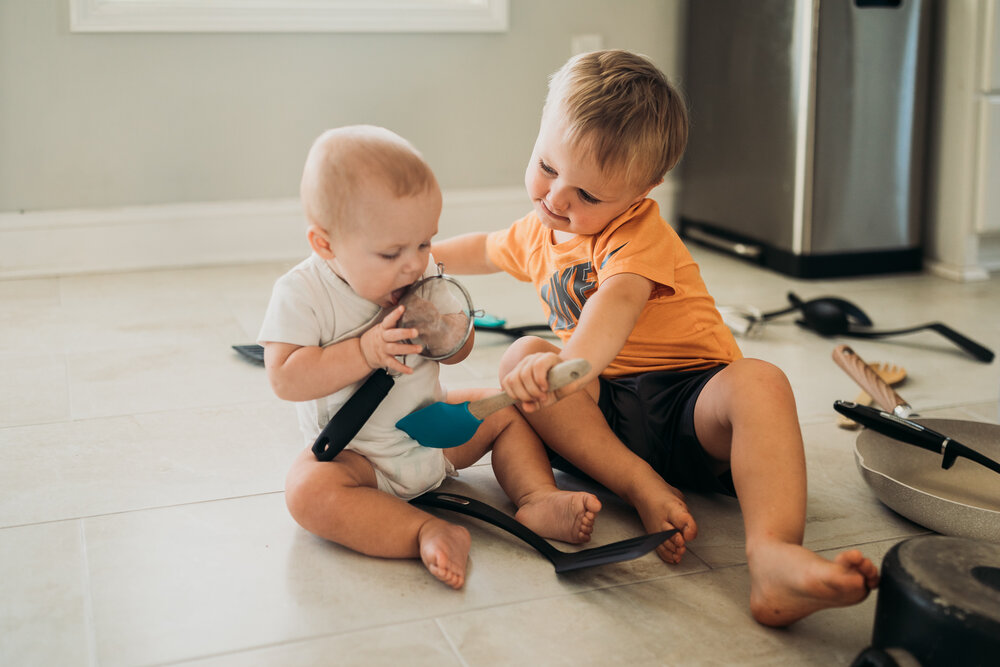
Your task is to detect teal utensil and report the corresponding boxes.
[396,359,590,448]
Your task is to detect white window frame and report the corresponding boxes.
[69,0,509,33]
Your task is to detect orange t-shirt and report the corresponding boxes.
[486,199,742,377]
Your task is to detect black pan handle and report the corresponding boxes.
[833,401,943,456]
[312,369,395,461]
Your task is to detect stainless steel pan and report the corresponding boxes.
[832,345,1000,542]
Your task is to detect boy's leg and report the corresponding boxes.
[497,338,696,562]
[692,358,879,626]
[284,448,470,589]
[443,388,601,544]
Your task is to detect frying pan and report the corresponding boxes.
[832,345,1000,541]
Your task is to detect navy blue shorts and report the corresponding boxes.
[548,365,736,496]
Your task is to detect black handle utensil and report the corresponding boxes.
[840,322,994,363]
[312,369,395,461]
[764,292,874,327]
[410,491,677,573]
[833,401,1000,476]
[770,292,994,363]
[473,321,554,339]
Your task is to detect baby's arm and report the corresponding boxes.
[432,233,500,274]
[501,272,653,411]
[264,305,423,402]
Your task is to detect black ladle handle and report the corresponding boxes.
[474,322,554,339]
[843,322,994,363]
[311,369,395,461]
[925,323,994,363]
[760,305,797,320]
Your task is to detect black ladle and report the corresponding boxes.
[777,292,994,363]
[762,293,873,328]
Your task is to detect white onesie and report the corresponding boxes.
[257,253,456,499]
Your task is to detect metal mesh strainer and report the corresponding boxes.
[397,263,475,361]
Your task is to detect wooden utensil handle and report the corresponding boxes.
[831,345,911,415]
[837,389,874,429]
[467,358,591,420]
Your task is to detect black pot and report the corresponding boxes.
[852,536,1000,667]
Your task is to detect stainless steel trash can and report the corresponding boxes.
[679,0,930,278]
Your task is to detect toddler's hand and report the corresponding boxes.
[360,305,424,375]
[500,352,562,412]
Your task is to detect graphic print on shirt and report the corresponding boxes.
[540,243,628,331]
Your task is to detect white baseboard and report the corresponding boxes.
[925,233,1000,282]
[0,182,679,280]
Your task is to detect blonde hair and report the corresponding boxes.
[300,125,437,236]
[544,50,688,189]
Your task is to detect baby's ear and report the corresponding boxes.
[307,224,335,259]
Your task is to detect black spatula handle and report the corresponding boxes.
[312,369,395,461]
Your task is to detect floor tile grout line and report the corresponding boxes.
[158,567,735,664]
[78,519,99,667]
[434,617,471,667]
[0,490,288,532]
[0,396,290,434]
[127,543,905,667]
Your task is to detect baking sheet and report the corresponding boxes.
[855,418,1000,542]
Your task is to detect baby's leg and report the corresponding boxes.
[444,389,601,544]
[693,359,879,625]
[285,448,470,589]
[496,338,696,561]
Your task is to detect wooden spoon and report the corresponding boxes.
[837,360,907,429]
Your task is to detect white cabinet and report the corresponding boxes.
[927,0,1000,279]
[979,4,1000,234]
[988,0,1000,92]
[980,99,1000,233]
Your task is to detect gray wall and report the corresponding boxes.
[0,1,684,214]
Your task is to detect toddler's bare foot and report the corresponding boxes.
[515,490,602,544]
[417,518,471,589]
[631,476,697,564]
[748,543,879,627]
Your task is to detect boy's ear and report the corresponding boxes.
[635,177,664,203]
[307,224,336,259]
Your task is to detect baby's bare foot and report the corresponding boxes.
[748,543,879,627]
[417,518,471,589]
[515,490,602,544]
[631,477,697,564]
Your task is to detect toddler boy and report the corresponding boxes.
[433,52,878,623]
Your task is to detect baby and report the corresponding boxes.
[258,125,601,588]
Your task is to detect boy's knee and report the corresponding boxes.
[498,335,558,375]
[727,358,793,395]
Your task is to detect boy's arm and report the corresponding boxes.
[432,233,500,274]
[264,305,423,402]
[501,272,652,410]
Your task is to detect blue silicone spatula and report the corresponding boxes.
[396,358,590,448]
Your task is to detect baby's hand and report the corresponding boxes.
[500,352,563,413]
[359,305,424,375]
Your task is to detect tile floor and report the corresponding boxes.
[1,247,998,666]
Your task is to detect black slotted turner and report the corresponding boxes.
[410,491,677,573]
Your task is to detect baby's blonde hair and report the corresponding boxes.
[545,50,688,190]
[300,125,437,237]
